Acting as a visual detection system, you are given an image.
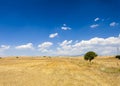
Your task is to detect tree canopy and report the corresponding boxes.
[84,51,97,62]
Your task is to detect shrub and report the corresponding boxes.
[84,51,97,62]
[16,56,19,59]
[115,55,120,59]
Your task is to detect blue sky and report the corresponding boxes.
[0,0,120,56]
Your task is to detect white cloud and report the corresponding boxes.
[38,42,53,52]
[90,24,99,28]
[63,24,67,26]
[1,35,120,56]
[61,24,71,30]
[59,40,72,47]
[38,42,53,48]
[49,33,58,38]
[53,34,120,56]
[15,43,34,50]
[0,45,10,51]
[94,17,100,21]
[73,37,120,47]
[55,40,73,55]
[61,27,71,30]
[119,34,120,38]
[59,40,73,51]
[110,22,118,27]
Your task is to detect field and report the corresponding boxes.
[0,56,120,86]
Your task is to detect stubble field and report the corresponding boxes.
[0,56,120,86]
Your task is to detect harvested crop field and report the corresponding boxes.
[0,56,120,86]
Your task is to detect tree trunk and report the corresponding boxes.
[89,60,91,62]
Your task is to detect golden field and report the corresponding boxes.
[0,56,120,86]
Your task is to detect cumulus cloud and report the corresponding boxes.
[1,35,120,56]
[94,17,100,21]
[59,40,73,51]
[49,33,58,38]
[73,37,120,47]
[61,24,71,30]
[36,35,120,56]
[90,24,99,28]
[110,22,118,27]
[53,35,120,56]
[0,45,10,51]
[38,42,53,52]
[59,40,72,47]
[15,43,34,50]
[56,40,73,55]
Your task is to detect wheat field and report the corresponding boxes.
[0,56,120,86]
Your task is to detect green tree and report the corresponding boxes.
[115,55,120,59]
[84,51,97,62]
[16,56,19,59]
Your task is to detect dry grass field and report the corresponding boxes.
[0,56,120,86]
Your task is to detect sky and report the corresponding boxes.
[0,0,120,56]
